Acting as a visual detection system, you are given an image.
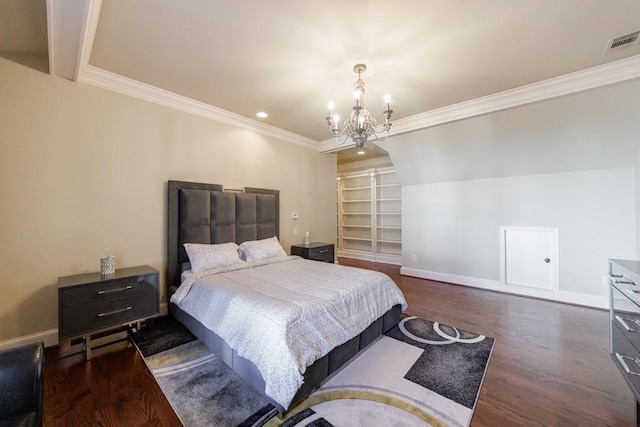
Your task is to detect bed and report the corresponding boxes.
[166,180,406,413]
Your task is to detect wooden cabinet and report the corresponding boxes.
[58,265,159,359]
[337,168,401,264]
[291,242,335,263]
[609,258,640,426]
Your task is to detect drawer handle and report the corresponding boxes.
[611,274,624,278]
[97,306,132,317]
[616,353,640,376]
[616,279,638,286]
[97,285,133,295]
[616,315,640,333]
[318,249,329,254]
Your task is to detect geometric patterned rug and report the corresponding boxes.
[132,316,494,427]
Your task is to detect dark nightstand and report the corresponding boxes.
[58,265,159,359]
[291,242,335,263]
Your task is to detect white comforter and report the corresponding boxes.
[170,256,407,409]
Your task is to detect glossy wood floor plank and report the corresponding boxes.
[43,258,635,426]
[44,341,181,426]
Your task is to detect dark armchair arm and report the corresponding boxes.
[0,342,44,427]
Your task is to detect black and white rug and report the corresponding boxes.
[132,316,494,427]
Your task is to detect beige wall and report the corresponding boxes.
[0,58,337,342]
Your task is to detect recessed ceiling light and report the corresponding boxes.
[357,150,365,155]
[256,112,268,118]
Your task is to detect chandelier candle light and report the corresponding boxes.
[326,64,393,148]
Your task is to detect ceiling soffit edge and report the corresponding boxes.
[74,0,100,81]
[45,0,53,75]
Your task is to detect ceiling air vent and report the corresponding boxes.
[605,31,640,54]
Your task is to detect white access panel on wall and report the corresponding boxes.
[499,226,559,292]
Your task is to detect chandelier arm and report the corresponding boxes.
[371,132,389,142]
[370,122,393,142]
[334,133,350,145]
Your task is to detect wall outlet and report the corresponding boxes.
[293,228,298,236]
[411,254,418,262]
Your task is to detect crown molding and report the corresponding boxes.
[391,54,640,136]
[74,0,316,149]
[319,54,640,152]
[80,53,640,154]
[77,65,318,148]
[76,0,640,153]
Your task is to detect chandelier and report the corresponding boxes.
[326,64,393,148]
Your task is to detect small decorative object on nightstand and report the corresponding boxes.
[291,242,335,263]
[58,265,159,360]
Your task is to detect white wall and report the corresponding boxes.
[401,168,636,305]
[0,58,337,343]
[381,79,640,307]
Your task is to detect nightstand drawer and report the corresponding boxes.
[60,288,157,339]
[308,246,334,260]
[60,276,153,308]
[291,242,335,263]
[58,265,159,358]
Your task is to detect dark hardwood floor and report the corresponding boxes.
[44,339,181,426]
[44,258,635,426]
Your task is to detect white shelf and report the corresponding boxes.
[338,169,402,259]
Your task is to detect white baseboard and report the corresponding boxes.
[0,302,169,351]
[400,267,609,309]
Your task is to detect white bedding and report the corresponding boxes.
[170,256,407,409]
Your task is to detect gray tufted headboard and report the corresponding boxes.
[167,180,279,293]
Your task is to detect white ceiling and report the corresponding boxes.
[4,0,640,153]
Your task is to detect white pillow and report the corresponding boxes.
[239,236,287,262]
[183,242,243,272]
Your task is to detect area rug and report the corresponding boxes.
[132,315,494,427]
